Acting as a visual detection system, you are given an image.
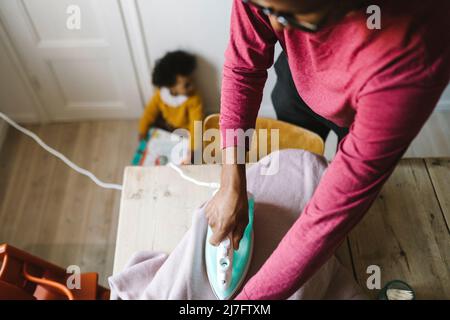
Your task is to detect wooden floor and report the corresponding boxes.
[336,159,450,299]
[0,111,449,290]
[0,121,137,286]
[324,111,450,160]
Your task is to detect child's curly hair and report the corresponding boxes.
[152,50,197,88]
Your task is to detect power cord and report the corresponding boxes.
[167,162,220,189]
[0,112,122,191]
[1,112,219,192]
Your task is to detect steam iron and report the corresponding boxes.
[205,192,254,300]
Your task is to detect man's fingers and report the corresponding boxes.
[209,222,233,246]
[204,201,215,220]
[232,221,247,250]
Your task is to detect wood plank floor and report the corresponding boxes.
[0,120,137,286]
[325,111,450,160]
[0,111,449,290]
[346,159,450,299]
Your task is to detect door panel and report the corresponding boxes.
[0,0,142,121]
[0,29,39,122]
[21,0,102,43]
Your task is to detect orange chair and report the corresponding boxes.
[0,244,109,300]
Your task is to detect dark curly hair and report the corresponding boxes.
[152,50,197,88]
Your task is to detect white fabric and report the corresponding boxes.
[109,150,366,300]
[160,87,188,107]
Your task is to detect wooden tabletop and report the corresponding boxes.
[113,158,450,299]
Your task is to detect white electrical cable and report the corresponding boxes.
[1,112,221,192]
[168,162,220,189]
[0,112,123,191]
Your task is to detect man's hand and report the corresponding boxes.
[205,147,249,249]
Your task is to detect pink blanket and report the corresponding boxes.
[109,150,366,299]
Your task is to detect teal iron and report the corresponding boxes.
[205,192,255,300]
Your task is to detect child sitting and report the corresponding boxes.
[139,50,203,163]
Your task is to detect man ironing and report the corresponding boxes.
[205,0,450,299]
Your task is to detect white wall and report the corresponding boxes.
[136,0,277,117]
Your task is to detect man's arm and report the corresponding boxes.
[236,79,449,299]
[206,0,277,248]
[220,0,277,148]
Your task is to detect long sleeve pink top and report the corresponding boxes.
[219,0,450,300]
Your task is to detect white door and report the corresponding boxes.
[0,0,143,121]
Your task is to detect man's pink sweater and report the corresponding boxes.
[219,0,450,299]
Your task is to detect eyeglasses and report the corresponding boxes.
[241,0,324,33]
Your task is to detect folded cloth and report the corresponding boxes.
[109,149,366,300]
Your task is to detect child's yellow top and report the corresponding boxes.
[139,89,203,150]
